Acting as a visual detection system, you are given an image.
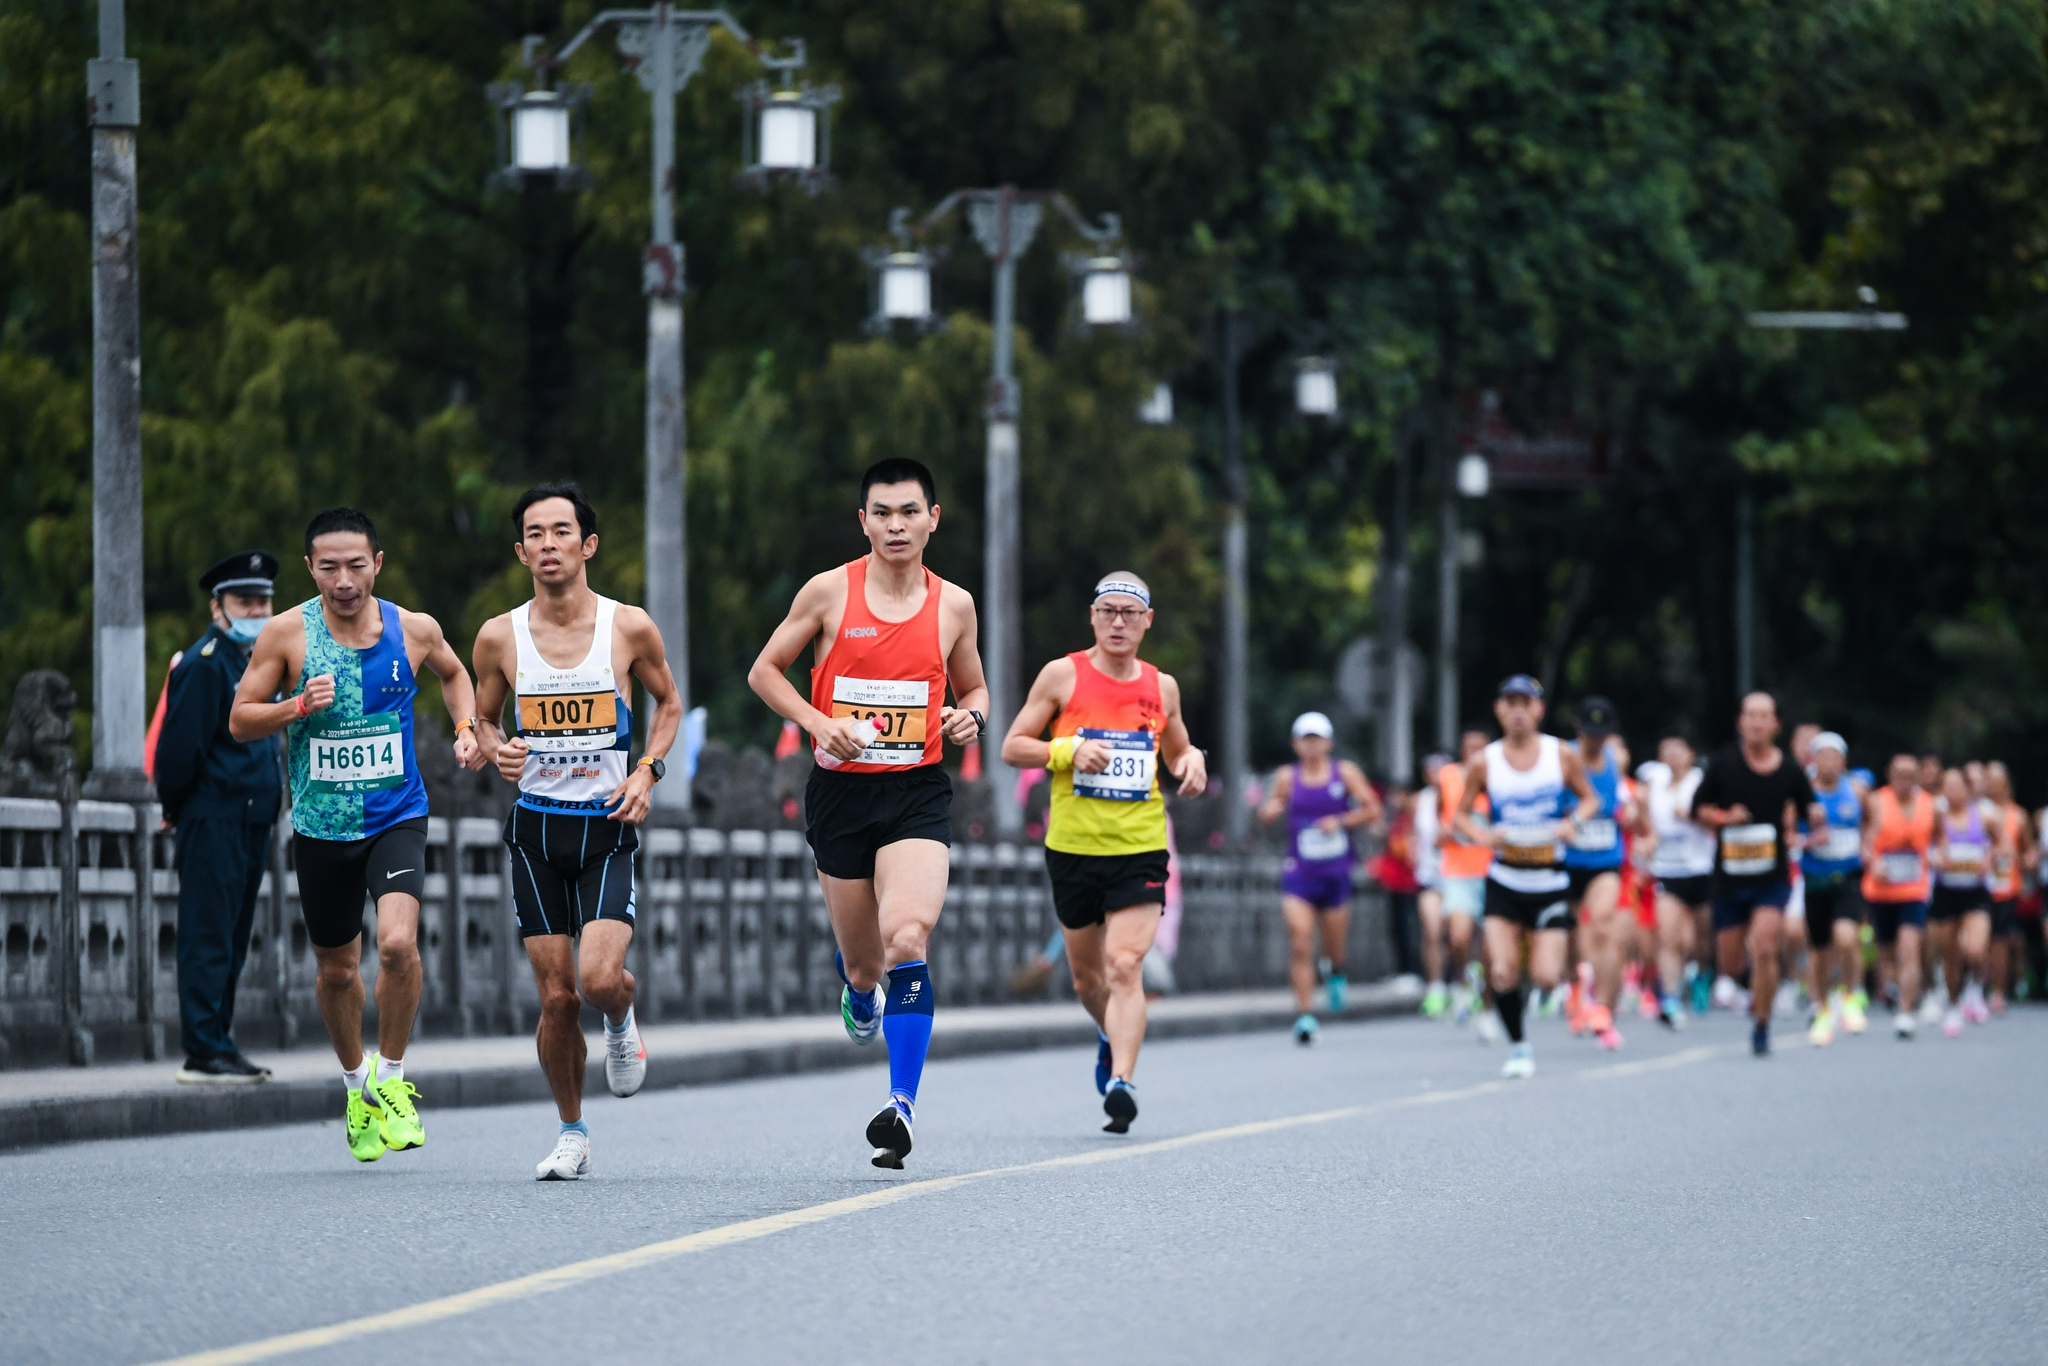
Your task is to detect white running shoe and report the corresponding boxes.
[1918,988,1947,1028]
[1475,1011,1503,1045]
[604,1012,648,1098]
[1501,1042,1534,1079]
[1942,1006,1965,1039]
[1712,975,1739,1010]
[536,1128,591,1181]
[1895,1011,1916,1040]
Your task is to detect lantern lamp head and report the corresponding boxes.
[1294,357,1338,417]
[736,40,839,195]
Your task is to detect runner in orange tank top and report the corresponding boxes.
[747,457,989,1168]
[1983,762,2033,1014]
[1421,728,1490,1024]
[1002,570,1207,1135]
[1861,753,1934,1037]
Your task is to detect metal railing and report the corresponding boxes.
[0,796,1393,1067]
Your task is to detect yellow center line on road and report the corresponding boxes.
[145,1042,1732,1366]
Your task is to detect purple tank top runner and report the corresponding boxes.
[1289,763,1353,865]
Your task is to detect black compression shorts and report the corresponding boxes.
[804,764,952,881]
[1803,876,1862,948]
[1044,848,1170,929]
[1566,864,1621,907]
[503,804,638,939]
[293,817,429,949]
[1484,879,1573,933]
[1656,874,1713,908]
[1929,884,1990,920]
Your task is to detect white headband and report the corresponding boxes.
[1093,580,1151,608]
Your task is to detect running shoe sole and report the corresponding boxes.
[1102,1085,1138,1135]
[866,1104,913,1169]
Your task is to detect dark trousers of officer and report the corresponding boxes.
[175,818,273,1061]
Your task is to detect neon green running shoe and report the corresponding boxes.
[345,1083,386,1163]
[364,1060,425,1152]
[1420,983,1448,1018]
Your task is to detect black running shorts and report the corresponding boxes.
[1566,864,1620,907]
[1657,874,1713,908]
[293,817,429,949]
[1044,848,1170,929]
[1929,884,1990,920]
[1990,897,2018,937]
[503,804,638,939]
[1484,879,1573,932]
[1803,875,1862,948]
[804,764,952,881]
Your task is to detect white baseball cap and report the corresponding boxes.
[1812,731,1847,756]
[1291,711,1335,740]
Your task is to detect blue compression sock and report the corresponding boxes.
[883,960,935,1104]
[560,1119,588,1136]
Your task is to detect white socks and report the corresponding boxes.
[376,1055,404,1084]
[342,1063,369,1092]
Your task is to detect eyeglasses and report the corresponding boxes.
[1092,605,1147,623]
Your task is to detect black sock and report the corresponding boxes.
[1494,986,1526,1043]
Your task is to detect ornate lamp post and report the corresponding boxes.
[487,8,834,811]
[868,189,1130,835]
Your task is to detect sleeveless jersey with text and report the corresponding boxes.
[1287,763,1354,867]
[512,596,633,813]
[1484,735,1572,894]
[1802,779,1864,879]
[1646,763,1716,879]
[1937,802,1990,890]
[1563,746,1624,872]
[1437,761,1493,880]
[1862,788,1934,904]
[810,558,947,773]
[1990,804,2024,899]
[1045,652,1168,857]
[287,598,429,841]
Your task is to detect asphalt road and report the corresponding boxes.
[11,1001,2047,1366]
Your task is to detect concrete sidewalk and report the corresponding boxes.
[0,981,1421,1150]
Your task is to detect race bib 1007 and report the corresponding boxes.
[517,689,618,750]
[306,711,407,794]
[1072,728,1155,802]
[829,676,928,765]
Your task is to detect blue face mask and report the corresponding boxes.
[224,612,268,644]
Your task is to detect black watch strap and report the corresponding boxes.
[968,709,986,734]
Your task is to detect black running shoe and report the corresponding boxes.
[1102,1079,1138,1134]
[1751,1021,1770,1057]
[866,1098,913,1169]
[175,1055,263,1085]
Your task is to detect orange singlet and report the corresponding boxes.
[1437,762,1494,880]
[1991,803,2024,901]
[809,558,947,773]
[1861,787,1934,904]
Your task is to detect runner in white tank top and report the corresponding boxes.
[471,484,684,1181]
[1450,674,1599,1080]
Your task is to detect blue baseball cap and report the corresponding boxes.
[1498,674,1544,701]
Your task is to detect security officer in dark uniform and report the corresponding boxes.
[157,551,284,1083]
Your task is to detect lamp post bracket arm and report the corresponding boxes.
[1747,311,1908,330]
[555,9,753,64]
[1046,193,1121,248]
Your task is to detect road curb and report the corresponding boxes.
[0,996,1414,1152]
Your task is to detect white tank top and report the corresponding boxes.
[512,596,632,812]
[1485,735,1571,892]
[1645,762,1717,878]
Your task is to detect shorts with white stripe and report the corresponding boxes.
[503,804,638,939]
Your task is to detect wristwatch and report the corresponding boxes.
[640,757,666,782]
[968,709,986,735]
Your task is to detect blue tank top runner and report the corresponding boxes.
[287,597,430,841]
[1563,748,1624,871]
[1802,780,1865,878]
[1287,763,1354,866]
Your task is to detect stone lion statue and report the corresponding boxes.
[0,669,78,797]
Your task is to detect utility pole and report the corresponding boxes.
[1217,309,1251,843]
[85,0,148,802]
[1434,412,1459,754]
[1380,427,1414,784]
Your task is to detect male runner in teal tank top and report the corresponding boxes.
[233,508,484,1162]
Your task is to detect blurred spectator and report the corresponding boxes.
[1370,784,1424,987]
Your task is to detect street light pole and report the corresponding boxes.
[1434,419,1458,754]
[84,0,147,802]
[1217,309,1250,844]
[1381,428,1414,785]
[872,190,1129,837]
[1741,288,1906,701]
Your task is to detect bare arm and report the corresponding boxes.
[1155,674,1207,797]
[1256,766,1294,825]
[746,571,868,762]
[937,584,991,748]
[1451,753,1495,846]
[1337,760,1383,829]
[229,611,325,741]
[470,617,519,783]
[1000,658,1076,770]
[600,606,685,823]
[409,611,483,772]
[1559,747,1601,832]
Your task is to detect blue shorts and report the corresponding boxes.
[1282,860,1353,911]
[1711,880,1792,932]
[1868,898,1929,946]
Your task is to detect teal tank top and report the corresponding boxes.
[286,598,430,841]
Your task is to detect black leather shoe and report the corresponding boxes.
[221,1052,273,1080]
[175,1055,263,1085]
